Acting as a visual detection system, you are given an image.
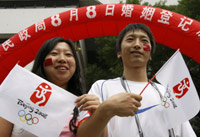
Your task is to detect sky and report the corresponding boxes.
[141,0,178,5]
[99,0,178,5]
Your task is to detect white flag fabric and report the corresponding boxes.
[0,64,77,137]
[156,49,200,128]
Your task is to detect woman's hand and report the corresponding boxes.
[75,94,100,115]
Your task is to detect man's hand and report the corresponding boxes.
[102,92,142,117]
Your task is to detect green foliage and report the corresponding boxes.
[85,36,122,90]
[176,0,200,21]
[126,0,141,4]
[147,43,176,78]
[152,0,177,11]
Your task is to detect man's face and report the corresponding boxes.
[119,29,152,69]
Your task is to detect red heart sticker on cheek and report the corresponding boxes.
[143,44,151,51]
[44,58,53,67]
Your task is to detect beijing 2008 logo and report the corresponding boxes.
[30,82,52,106]
[173,77,190,99]
[18,110,39,125]
[17,82,51,125]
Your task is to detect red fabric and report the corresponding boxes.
[0,4,200,84]
[77,116,90,127]
[77,111,91,127]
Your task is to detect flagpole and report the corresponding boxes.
[139,49,180,95]
[139,75,156,95]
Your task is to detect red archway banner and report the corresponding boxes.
[0,4,200,83]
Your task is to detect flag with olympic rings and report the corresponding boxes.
[156,50,200,128]
[0,64,77,137]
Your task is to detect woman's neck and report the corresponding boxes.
[54,81,67,90]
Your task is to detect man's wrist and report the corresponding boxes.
[98,100,115,120]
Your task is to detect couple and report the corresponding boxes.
[0,23,196,137]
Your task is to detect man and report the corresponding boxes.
[76,23,196,137]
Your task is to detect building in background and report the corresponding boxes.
[0,0,100,67]
[0,0,125,68]
[0,0,124,91]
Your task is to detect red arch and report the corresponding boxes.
[0,4,200,83]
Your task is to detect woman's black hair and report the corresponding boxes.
[69,107,79,135]
[31,37,82,135]
[116,23,156,56]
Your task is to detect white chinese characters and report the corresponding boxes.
[70,9,78,21]
[106,5,115,16]
[18,29,31,41]
[178,17,193,31]
[121,4,134,17]
[35,20,46,32]
[2,39,14,51]
[140,7,155,21]
[158,10,173,24]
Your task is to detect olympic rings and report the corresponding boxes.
[18,110,39,125]
[161,97,170,108]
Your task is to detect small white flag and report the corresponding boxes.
[0,64,77,137]
[156,49,200,128]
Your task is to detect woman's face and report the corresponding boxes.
[43,42,76,89]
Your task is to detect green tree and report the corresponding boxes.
[126,0,141,4]
[85,36,122,89]
[176,0,200,20]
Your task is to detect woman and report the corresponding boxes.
[0,37,100,137]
